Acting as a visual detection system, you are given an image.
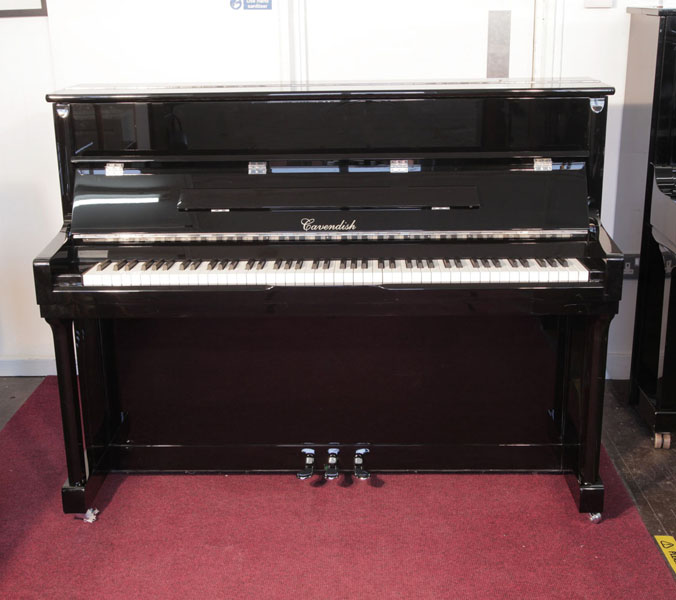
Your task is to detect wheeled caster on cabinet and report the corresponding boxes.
[654,432,672,449]
[588,512,602,524]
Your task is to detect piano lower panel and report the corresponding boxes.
[78,314,576,474]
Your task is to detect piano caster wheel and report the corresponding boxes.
[588,512,602,524]
[296,448,316,480]
[353,448,370,480]
[654,433,672,450]
[324,448,340,480]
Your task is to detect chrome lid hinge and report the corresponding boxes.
[248,161,267,175]
[534,158,553,172]
[590,98,605,113]
[104,163,125,176]
[390,159,411,174]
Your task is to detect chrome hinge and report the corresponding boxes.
[590,98,605,113]
[390,159,410,174]
[534,158,553,172]
[248,161,267,175]
[104,163,124,176]
[55,104,70,119]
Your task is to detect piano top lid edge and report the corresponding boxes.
[46,79,615,103]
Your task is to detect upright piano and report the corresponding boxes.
[34,81,623,519]
[627,6,676,450]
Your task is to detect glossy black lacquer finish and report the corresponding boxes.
[35,81,621,514]
[629,11,676,437]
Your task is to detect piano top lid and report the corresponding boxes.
[46,78,615,103]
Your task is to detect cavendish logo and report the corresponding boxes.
[301,218,357,232]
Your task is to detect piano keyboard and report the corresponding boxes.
[82,257,590,287]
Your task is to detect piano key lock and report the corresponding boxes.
[296,448,316,480]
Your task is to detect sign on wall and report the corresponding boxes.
[0,0,47,17]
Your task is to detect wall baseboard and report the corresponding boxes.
[0,359,56,376]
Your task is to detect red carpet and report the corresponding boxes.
[0,378,674,599]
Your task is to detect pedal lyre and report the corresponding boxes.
[296,448,316,480]
[353,448,370,480]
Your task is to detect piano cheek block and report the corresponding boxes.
[38,80,621,515]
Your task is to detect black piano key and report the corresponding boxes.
[361,260,368,269]
[217,260,227,270]
[189,260,201,270]
[206,260,217,270]
[294,260,303,270]
[378,259,385,269]
[114,260,127,271]
[426,259,435,268]
[557,258,569,267]
[256,260,266,270]
[125,259,138,271]
[535,258,547,268]
[323,260,331,270]
[245,259,255,270]
[97,259,112,271]
[416,259,424,269]
[481,259,491,268]
[508,258,519,268]
[350,259,358,269]
[389,259,396,269]
[470,258,480,268]
[454,259,463,268]
[163,260,175,270]
[274,260,283,270]
[443,259,452,268]
[153,260,166,270]
[546,258,558,267]
[491,258,502,268]
[284,260,293,270]
[228,260,239,270]
[519,258,530,268]
[340,259,347,269]
[405,259,413,269]
[143,260,155,271]
[312,260,319,269]
[181,260,191,270]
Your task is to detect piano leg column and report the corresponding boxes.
[47,318,102,513]
[566,314,611,516]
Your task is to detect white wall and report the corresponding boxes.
[0,15,60,375]
[0,0,653,376]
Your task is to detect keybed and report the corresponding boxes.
[82,257,590,287]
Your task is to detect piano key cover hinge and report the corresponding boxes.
[533,158,553,172]
[248,161,267,175]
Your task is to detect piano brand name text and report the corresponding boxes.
[300,218,357,232]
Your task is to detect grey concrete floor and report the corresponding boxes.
[1,376,675,537]
[0,376,43,430]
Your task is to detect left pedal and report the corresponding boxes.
[296,448,316,480]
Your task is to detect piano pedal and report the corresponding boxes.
[324,448,340,480]
[296,448,316,480]
[353,448,370,480]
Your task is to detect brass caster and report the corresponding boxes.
[654,432,672,450]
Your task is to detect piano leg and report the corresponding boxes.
[565,314,611,516]
[47,318,105,513]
